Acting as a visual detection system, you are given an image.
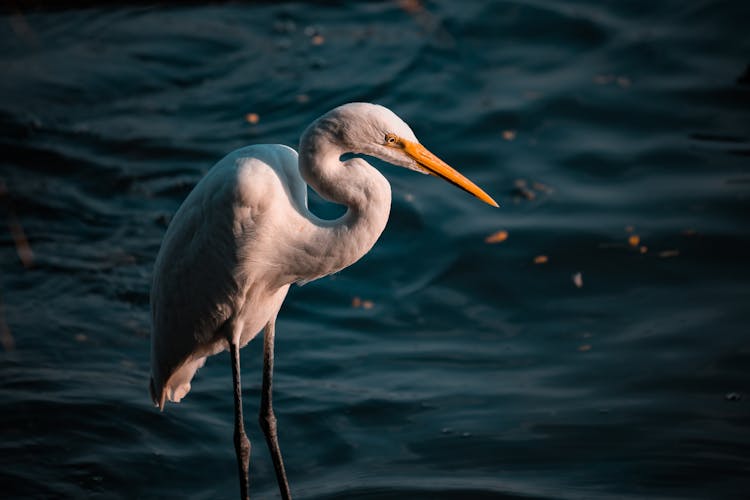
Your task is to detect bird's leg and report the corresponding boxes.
[259,319,292,500]
[230,341,251,500]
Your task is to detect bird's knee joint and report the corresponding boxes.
[259,410,277,430]
[234,430,250,451]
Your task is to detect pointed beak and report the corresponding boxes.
[401,140,499,207]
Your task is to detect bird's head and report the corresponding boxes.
[316,102,499,207]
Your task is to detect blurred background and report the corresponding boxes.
[1,1,748,498]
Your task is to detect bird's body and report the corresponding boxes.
[150,141,390,405]
[150,103,497,499]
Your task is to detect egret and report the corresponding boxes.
[149,102,498,499]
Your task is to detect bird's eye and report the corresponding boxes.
[385,134,397,145]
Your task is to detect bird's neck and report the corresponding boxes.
[293,126,392,284]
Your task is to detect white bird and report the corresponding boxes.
[149,102,498,500]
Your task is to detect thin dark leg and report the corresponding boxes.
[259,320,292,500]
[230,341,251,500]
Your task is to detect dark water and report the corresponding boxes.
[1,2,749,498]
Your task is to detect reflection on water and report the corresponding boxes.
[1,2,749,499]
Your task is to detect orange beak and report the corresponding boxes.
[400,139,499,207]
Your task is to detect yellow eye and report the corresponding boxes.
[385,134,397,145]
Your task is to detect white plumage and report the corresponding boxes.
[149,102,497,500]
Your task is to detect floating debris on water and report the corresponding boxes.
[533,255,548,264]
[517,187,536,200]
[511,178,552,201]
[628,235,640,247]
[502,130,516,141]
[658,250,680,258]
[245,113,260,124]
[484,230,508,244]
[572,272,583,288]
[352,297,374,309]
[532,181,552,194]
[725,392,742,402]
[311,34,325,46]
[578,344,592,352]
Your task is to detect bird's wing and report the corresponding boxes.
[149,144,300,405]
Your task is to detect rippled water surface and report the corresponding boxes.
[1,2,749,499]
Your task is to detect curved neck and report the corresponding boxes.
[292,124,391,284]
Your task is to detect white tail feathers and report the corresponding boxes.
[150,356,207,410]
